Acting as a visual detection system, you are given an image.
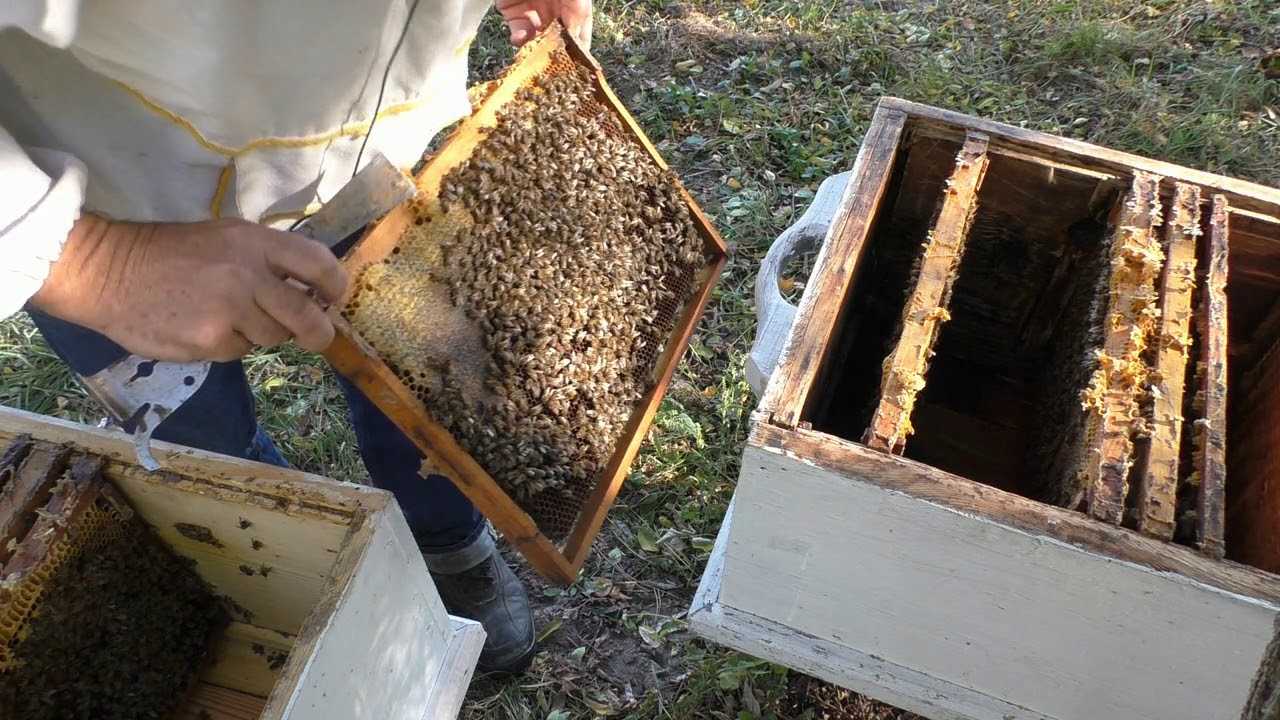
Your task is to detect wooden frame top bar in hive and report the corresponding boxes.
[323,24,727,584]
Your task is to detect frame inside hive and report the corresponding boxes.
[772,99,1280,573]
[324,25,727,584]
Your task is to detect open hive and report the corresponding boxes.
[699,100,1280,720]
[326,24,726,582]
[0,435,225,720]
[0,405,486,720]
[773,101,1280,568]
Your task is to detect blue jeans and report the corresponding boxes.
[27,307,485,553]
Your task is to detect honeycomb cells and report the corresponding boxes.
[344,52,709,540]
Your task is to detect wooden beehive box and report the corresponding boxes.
[324,25,727,584]
[0,405,483,720]
[691,98,1280,720]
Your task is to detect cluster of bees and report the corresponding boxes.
[353,62,706,537]
[0,456,224,719]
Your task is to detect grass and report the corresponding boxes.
[1,1,1275,718]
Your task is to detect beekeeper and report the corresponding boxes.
[0,0,591,674]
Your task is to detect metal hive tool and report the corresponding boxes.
[0,436,224,719]
[323,24,727,583]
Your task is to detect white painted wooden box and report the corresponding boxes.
[0,405,483,720]
[691,98,1280,720]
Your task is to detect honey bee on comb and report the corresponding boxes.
[344,58,709,539]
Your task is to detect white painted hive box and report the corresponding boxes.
[0,405,483,720]
[692,98,1280,720]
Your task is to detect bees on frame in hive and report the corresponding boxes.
[343,59,709,538]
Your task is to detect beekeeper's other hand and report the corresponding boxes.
[497,0,592,50]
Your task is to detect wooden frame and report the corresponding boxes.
[1080,171,1164,524]
[694,98,1280,720]
[1193,195,1230,558]
[322,25,728,584]
[1134,182,1201,539]
[0,406,483,720]
[863,132,990,453]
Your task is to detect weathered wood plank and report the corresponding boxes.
[1081,172,1165,524]
[177,683,268,720]
[722,439,1276,720]
[1192,195,1230,558]
[0,406,380,518]
[759,106,907,427]
[203,622,296,697]
[1229,337,1280,573]
[0,434,32,496]
[749,418,1280,604]
[112,467,350,634]
[267,504,457,720]
[864,133,990,453]
[0,443,72,567]
[420,617,487,720]
[1133,182,1201,539]
[879,97,1280,216]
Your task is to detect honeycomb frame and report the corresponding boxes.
[323,23,728,584]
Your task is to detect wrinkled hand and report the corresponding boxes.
[31,214,348,363]
[496,0,592,49]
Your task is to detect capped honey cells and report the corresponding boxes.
[343,55,709,539]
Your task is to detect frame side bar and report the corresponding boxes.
[864,131,990,453]
[1083,172,1165,525]
[1134,182,1202,539]
[761,105,908,428]
[1193,195,1230,558]
[324,324,577,584]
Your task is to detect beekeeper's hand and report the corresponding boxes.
[30,214,349,362]
[498,0,592,50]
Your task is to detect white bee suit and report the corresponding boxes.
[0,0,496,318]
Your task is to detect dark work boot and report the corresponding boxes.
[424,530,536,673]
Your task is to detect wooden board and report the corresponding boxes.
[690,498,1042,720]
[1133,182,1201,539]
[204,622,297,697]
[0,443,70,564]
[324,23,726,585]
[114,469,349,633]
[1081,172,1164,524]
[1192,195,1230,558]
[1229,338,1280,572]
[882,97,1280,217]
[176,684,268,720]
[760,106,907,427]
[264,504,483,720]
[706,438,1278,720]
[864,132,990,453]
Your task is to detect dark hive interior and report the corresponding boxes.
[811,136,1114,496]
[343,49,711,540]
[807,128,1280,570]
[0,440,226,720]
